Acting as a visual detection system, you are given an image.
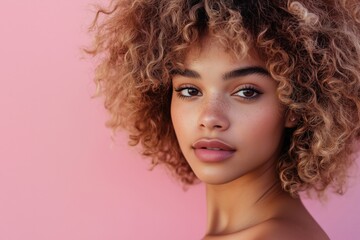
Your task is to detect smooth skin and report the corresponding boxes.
[171,36,329,240]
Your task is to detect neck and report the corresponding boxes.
[205,164,287,235]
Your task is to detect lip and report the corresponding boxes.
[192,139,236,163]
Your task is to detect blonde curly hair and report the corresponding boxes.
[87,0,360,196]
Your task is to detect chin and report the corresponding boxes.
[192,168,246,186]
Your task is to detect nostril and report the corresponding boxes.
[198,112,230,131]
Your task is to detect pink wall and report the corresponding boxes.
[0,1,359,239]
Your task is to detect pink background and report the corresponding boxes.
[0,1,359,239]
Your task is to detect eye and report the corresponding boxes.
[174,86,202,98]
[233,86,262,99]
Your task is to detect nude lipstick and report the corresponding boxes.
[192,139,236,163]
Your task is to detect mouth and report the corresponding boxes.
[201,147,222,150]
[192,139,236,162]
[192,139,236,151]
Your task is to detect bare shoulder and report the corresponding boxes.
[224,217,330,240]
[249,218,330,240]
[204,218,330,240]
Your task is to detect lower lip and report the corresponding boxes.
[194,148,235,163]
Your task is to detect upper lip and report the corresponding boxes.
[192,138,236,151]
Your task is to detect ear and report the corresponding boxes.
[285,110,298,128]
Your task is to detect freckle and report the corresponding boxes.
[208,96,230,113]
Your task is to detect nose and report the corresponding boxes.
[198,98,230,131]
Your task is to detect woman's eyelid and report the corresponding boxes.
[232,84,263,94]
[229,84,264,100]
[174,83,200,91]
[173,84,202,98]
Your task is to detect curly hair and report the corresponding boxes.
[87,0,360,197]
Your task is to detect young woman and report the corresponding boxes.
[88,0,360,239]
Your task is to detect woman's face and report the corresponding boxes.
[171,37,291,185]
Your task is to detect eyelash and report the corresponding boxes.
[174,85,262,100]
[174,85,201,99]
[233,85,262,100]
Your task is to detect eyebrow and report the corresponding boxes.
[173,69,201,78]
[173,66,270,80]
[223,66,270,80]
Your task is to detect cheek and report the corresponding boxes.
[170,96,180,130]
[170,96,189,144]
[234,104,285,148]
[257,108,283,134]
